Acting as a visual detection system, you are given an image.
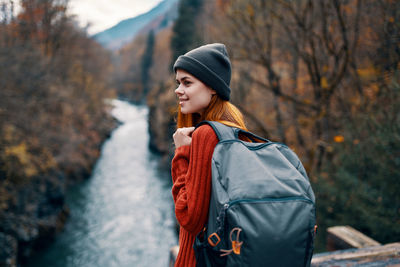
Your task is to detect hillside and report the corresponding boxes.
[93,0,178,50]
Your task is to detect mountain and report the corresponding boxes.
[93,0,179,50]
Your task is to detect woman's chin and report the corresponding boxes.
[180,104,204,115]
[180,107,189,114]
[180,105,192,114]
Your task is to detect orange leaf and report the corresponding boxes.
[334,135,344,143]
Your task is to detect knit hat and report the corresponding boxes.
[173,43,232,101]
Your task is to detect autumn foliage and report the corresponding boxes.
[141,0,400,250]
[0,0,396,257]
[0,0,115,261]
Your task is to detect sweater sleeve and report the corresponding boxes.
[171,125,219,235]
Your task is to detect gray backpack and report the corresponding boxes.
[194,121,316,267]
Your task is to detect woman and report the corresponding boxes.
[171,43,248,266]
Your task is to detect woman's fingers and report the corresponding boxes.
[173,127,195,137]
[180,127,195,136]
[173,127,196,148]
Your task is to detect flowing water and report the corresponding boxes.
[29,100,177,267]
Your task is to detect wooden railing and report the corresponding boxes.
[311,242,400,266]
[326,225,381,251]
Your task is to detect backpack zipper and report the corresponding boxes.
[218,139,287,150]
[226,196,314,209]
[216,196,315,237]
[216,196,313,226]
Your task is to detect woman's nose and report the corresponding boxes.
[175,85,184,95]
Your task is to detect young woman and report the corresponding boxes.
[171,43,248,266]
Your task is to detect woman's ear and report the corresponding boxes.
[208,87,217,95]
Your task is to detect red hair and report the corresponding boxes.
[176,94,248,131]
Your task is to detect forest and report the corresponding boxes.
[138,0,400,250]
[0,0,399,265]
[0,0,115,264]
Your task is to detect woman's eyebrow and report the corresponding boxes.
[176,76,191,82]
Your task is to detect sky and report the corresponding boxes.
[15,0,163,35]
[68,0,163,35]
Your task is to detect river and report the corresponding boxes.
[28,99,177,267]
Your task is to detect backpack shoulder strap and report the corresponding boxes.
[195,121,236,142]
[196,121,272,143]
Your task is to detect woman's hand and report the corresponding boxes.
[173,127,195,148]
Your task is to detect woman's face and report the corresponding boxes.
[175,69,216,115]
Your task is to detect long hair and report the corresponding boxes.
[176,94,248,131]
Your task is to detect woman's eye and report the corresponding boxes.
[184,81,191,86]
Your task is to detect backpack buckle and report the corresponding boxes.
[208,233,221,247]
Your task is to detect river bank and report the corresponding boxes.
[0,102,117,267]
[24,100,177,267]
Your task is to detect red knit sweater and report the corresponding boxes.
[171,124,219,267]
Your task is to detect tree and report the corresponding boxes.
[141,30,155,98]
[205,0,400,249]
[315,75,400,245]
[0,0,115,263]
[215,0,363,173]
[17,0,68,56]
[170,0,203,68]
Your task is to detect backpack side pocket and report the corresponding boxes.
[304,224,317,267]
[194,230,227,267]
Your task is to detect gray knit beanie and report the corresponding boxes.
[173,43,231,101]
